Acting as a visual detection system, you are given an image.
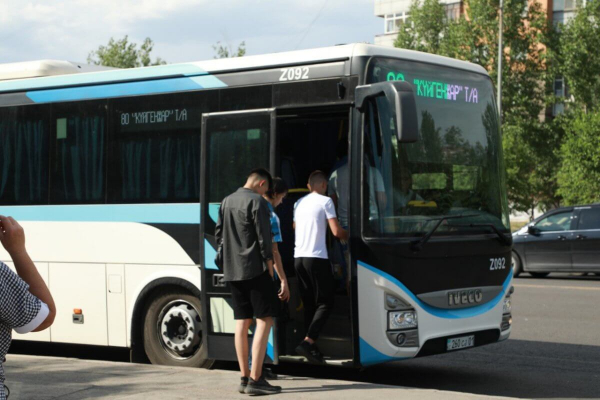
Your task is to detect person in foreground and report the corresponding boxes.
[0,216,56,400]
[293,171,348,364]
[215,168,288,395]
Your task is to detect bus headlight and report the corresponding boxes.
[503,297,512,314]
[388,311,418,330]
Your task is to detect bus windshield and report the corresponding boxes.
[364,57,510,237]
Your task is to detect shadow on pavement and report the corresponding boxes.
[273,339,600,399]
[515,273,600,282]
[9,338,600,399]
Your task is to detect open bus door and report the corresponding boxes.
[200,109,278,364]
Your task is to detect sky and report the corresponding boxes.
[0,0,383,65]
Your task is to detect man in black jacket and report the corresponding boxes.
[215,168,283,395]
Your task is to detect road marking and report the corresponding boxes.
[514,284,600,291]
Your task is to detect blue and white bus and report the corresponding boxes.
[0,44,513,368]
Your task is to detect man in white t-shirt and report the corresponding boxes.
[293,171,348,364]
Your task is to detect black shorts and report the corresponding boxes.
[230,271,278,320]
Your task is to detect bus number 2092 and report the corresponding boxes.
[490,257,506,270]
[279,67,309,81]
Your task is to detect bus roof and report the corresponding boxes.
[0,44,489,98]
[0,60,116,82]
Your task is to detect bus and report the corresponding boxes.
[0,44,513,368]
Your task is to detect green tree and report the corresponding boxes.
[212,41,246,59]
[395,0,447,54]
[394,0,560,216]
[552,1,600,205]
[557,0,600,111]
[88,36,166,68]
[557,110,600,204]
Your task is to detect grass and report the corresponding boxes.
[510,220,529,232]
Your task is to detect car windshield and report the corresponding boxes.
[364,57,510,237]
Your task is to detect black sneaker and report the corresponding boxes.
[238,377,249,394]
[309,343,325,362]
[262,367,278,380]
[295,340,324,364]
[244,376,282,395]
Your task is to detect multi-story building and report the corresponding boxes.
[374,0,463,46]
[374,0,581,47]
[374,0,583,116]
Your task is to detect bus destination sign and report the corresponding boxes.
[117,107,201,132]
[386,71,479,104]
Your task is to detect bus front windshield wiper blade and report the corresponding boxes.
[452,223,513,246]
[410,214,479,252]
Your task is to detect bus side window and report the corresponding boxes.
[50,101,107,204]
[0,105,50,205]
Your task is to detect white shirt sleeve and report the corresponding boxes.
[14,301,49,334]
[324,197,337,219]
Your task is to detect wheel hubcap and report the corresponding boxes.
[158,301,202,359]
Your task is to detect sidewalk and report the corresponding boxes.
[4,354,523,399]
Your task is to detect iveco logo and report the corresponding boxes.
[448,289,484,307]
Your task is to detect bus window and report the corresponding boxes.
[0,105,49,205]
[108,93,208,203]
[50,101,107,204]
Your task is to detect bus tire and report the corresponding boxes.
[511,252,522,278]
[143,288,214,369]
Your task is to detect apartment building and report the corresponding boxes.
[374,0,580,47]
[374,0,582,116]
[374,0,462,46]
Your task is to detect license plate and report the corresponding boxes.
[446,335,475,351]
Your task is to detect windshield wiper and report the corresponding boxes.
[410,214,479,252]
[452,223,513,246]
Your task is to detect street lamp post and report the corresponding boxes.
[498,0,503,124]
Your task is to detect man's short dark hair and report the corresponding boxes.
[308,170,327,187]
[248,168,273,189]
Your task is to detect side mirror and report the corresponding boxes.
[527,226,540,235]
[355,81,419,143]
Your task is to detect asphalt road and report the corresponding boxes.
[10,273,600,400]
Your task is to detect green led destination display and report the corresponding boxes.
[386,71,479,104]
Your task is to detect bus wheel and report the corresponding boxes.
[511,252,522,278]
[143,289,214,368]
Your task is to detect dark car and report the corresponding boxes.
[512,204,600,277]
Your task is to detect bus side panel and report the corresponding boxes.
[107,264,126,347]
[49,262,108,346]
